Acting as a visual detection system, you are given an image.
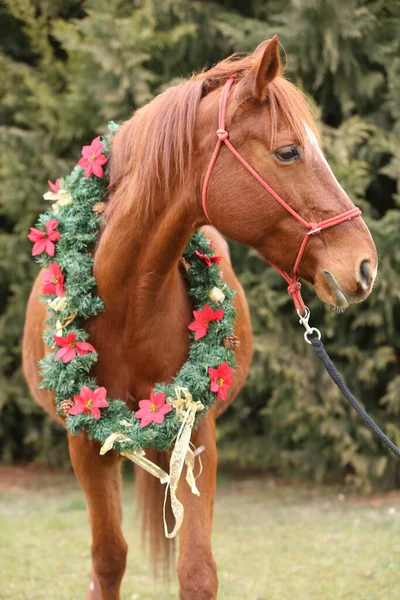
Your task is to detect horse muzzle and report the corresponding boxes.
[316,258,377,308]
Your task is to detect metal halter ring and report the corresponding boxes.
[297,306,322,344]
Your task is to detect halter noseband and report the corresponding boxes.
[202,75,362,315]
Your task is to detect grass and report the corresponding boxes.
[1,467,400,599]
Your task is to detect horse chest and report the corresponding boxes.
[87,286,193,402]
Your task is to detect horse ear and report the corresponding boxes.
[252,34,281,98]
[238,35,281,102]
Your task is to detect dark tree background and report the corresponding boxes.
[1,0,400,491]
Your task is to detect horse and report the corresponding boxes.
[22,35,377,599]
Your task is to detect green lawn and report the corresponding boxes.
[1,468,400,599]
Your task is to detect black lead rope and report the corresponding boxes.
[310,337,400,459]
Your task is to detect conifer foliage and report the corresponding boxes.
[1,0,399,489]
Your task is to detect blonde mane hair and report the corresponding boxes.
[106,53,318,221]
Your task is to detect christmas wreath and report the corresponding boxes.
[28,123,238,463]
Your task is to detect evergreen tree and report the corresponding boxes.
[1,0,399,490]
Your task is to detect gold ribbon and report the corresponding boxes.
[122,449,171,483]
[48,296,68,312]
[185,443,205,495]
[162,401,202,538]
[99,387,205,538]
[55,310,79,337]
[43,188,73,213]
[167,386,204,421]
[100,433,170,482]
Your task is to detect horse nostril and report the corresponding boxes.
[359,259,372,290]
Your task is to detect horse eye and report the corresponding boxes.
[273,145,301,163]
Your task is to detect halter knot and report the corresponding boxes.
[287,281,302,295]
[217,129,228,141]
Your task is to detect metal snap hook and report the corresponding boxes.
[297,306,322,344]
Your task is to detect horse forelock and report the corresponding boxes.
[104,53,319,225]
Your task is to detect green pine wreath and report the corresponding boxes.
[29,123,237,454]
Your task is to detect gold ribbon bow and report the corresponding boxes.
[99,387,204,538]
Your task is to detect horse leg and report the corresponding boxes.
[177,410,218,600]
[68,432,128,600]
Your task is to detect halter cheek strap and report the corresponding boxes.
[202,75,362,315]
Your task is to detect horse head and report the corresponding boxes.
[196,36,377,309]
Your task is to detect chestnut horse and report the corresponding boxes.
[23,36,377,599]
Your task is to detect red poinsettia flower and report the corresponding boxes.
[48,178,61,193]
[77,136,108,178]
[27,219,61,256]
[53,332,96,363]
[41,261,65,296]
[195,250,222,267]
[68,386,109,419]
[134,390,173,428]
[209,361,234,401]
[188,304,224,340]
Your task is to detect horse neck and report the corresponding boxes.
[93,187,201,324]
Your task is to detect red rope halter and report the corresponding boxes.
[202,75,362,315]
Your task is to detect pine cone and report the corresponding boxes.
[180,257,191,274]
[59,399,74,416]
[223,334,240,349]
[92,201,106,214]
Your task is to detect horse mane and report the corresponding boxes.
[106,53,319,222]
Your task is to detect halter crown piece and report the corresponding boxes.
[202,75,362,315]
